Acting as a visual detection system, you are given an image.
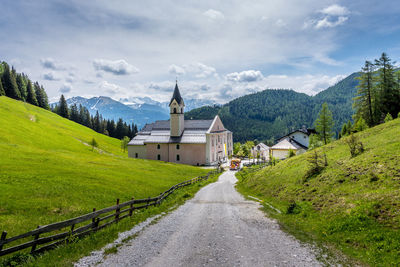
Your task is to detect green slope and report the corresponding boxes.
[236,118,400,266]
[186,72,360,142]
[0,96,208,237]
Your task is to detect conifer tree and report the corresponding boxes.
[40,85,50,110]
[354,61,377,126]
[70,104,79,122]
[16,74,27,101]
[1,63,22,100]
[34,82,49,109]
[0,77,5,96]
[26,80,39,106]
[93,111,101,132]
[115,118,125,139]
[315,103,334,145]
[58,94,69,118]
[346,120,353,135]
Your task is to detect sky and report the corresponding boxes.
[1,0,400,104]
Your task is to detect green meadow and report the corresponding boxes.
[0,96,209,243]
[236,118,400,266]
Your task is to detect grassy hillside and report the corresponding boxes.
[0,96,208,238]
[186,72,360,142]
[236,118,400,266]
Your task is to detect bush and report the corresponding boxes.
[304,150,327,181]
[286,201,301,214]
[384,113,393,123]
[288,149,296,158]
[345,134,364,157]
[89,137,98,151]
[353,117,368,133]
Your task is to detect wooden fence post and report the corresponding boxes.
[0,231,7,251]
[115,199,120,222]
[31,226,40,253]
[129,197,134,217]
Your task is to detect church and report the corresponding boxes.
[128,83,233,165]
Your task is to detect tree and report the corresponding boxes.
[115,118,125,139]
[353,61,377,126]
[346,120,353,135]
[26,80,38,106]
[89,138,98,151]
[1,63,21,100]
[16,74,27,101]
[353,117,368,132]
[70,104,79,122]
[58,94,69,118]
[314,103,334,145]
[121,136,130,152]
[384,113,393,123]
[0,77,5,96]
[375,53,400,119]
[34,82,49,109]
[340,123,347,138]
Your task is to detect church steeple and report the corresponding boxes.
[169,81,185,137]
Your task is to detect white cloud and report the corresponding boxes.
[321,4,350,16]
[98,81,127,95]
[93,59,139,75]
[315,16,348,29]
[203,9,225,20]
[42,71,61,81]
[40,58,67,70]
[185,62,217,78]
[168,64,186,75]
[226,70,264,82]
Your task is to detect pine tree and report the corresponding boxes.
[353,61,377,126]
[26,80,39,106]
[346,120,353,135]
[340,123,347,138]
[315,102,335,145]
[93,111,101,132]
[16,74,27,101]
[58,94,69,118]
[115,118,124,139]
[1,63,22,100]
[40,85,50,110]
[0,77,5,96]
[70,104,79,122]
[375,53,400,119]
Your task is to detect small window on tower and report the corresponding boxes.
[135,153,138,158]
[176,144,180,150]
[176,154,180,161]
[157,144,160,149]
[157,154,161,160]
[174,108,177,113]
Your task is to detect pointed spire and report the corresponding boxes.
[169,80,183,106]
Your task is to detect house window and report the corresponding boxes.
[176,144,180,150]
[135,153,138,158]
[157,144,160,149]
[304,135,307,139]
[173,108,177,113]
[157,154,161,160]
[218,136,220,143]
[176,154,180,161]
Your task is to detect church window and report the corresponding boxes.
[157,154,161,160]
[176,154,180,161]
[135,153,138,158]
[176,144,180,150]
[157,144,160,149]
[174,108,177,113]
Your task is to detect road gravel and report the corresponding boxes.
[77,170,322,267]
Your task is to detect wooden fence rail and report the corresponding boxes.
[0,169,221,257]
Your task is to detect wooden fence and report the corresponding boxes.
[0,169,221,258]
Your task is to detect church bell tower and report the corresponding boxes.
[169,82,185,137]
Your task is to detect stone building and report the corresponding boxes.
[128,83,233,165]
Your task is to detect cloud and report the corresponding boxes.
[59,83,72,93]
[315,16,348,29]
[185,62,217,78]
[226,70,264,82]
[40,58,67,70]
[203,9,225,20]
[93,59,139,75]
[42,72,61,81]
[321,4,350,16]
[168,64,186,75]
[98,81,127,95]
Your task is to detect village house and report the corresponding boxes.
[251,142,270,160]
[270,126,315,159]
[128,83,233,165]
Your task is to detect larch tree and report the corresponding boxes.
[353,61,377,126]
[315,102,335,145]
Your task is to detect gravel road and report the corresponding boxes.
[77,171,322,267]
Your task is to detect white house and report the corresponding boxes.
[251,143,270,160]
[270,126,315,159]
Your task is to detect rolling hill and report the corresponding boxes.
[186,72,360,143]
[236,118,400,266]
[0,96,208,239]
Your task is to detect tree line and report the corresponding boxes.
[0,61,49,109]
[52,94,138,140]
[1,60,138,141]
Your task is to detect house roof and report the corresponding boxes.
[140,119,214,132]
[169,82,184,106]
[252,142,270,151]
[277,127,316,142]
[271,138,307,150]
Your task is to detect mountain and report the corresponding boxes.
[65,96,170,128]
[237,118,400,266]
[186,72,361,143]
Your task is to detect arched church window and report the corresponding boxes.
[174,108,177,113]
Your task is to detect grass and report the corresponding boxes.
[0,96,212,265]
[236,118,400,267]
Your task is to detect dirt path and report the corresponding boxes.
[77,171,322,267]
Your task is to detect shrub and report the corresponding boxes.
[304,150,327,181]
[345,134,364,157]
[353,117,368,133]
[286,201,301,214]
[89,137,98,151]
[384,113,393,123]
[288,149,296,158]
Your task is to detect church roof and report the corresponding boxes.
[140,119,213,132]
[169,82,184,106]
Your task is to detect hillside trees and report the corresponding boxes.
[314,103,334,145]
[26,80,39,106]
[0,77,4,96]
[1,63,21,100]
